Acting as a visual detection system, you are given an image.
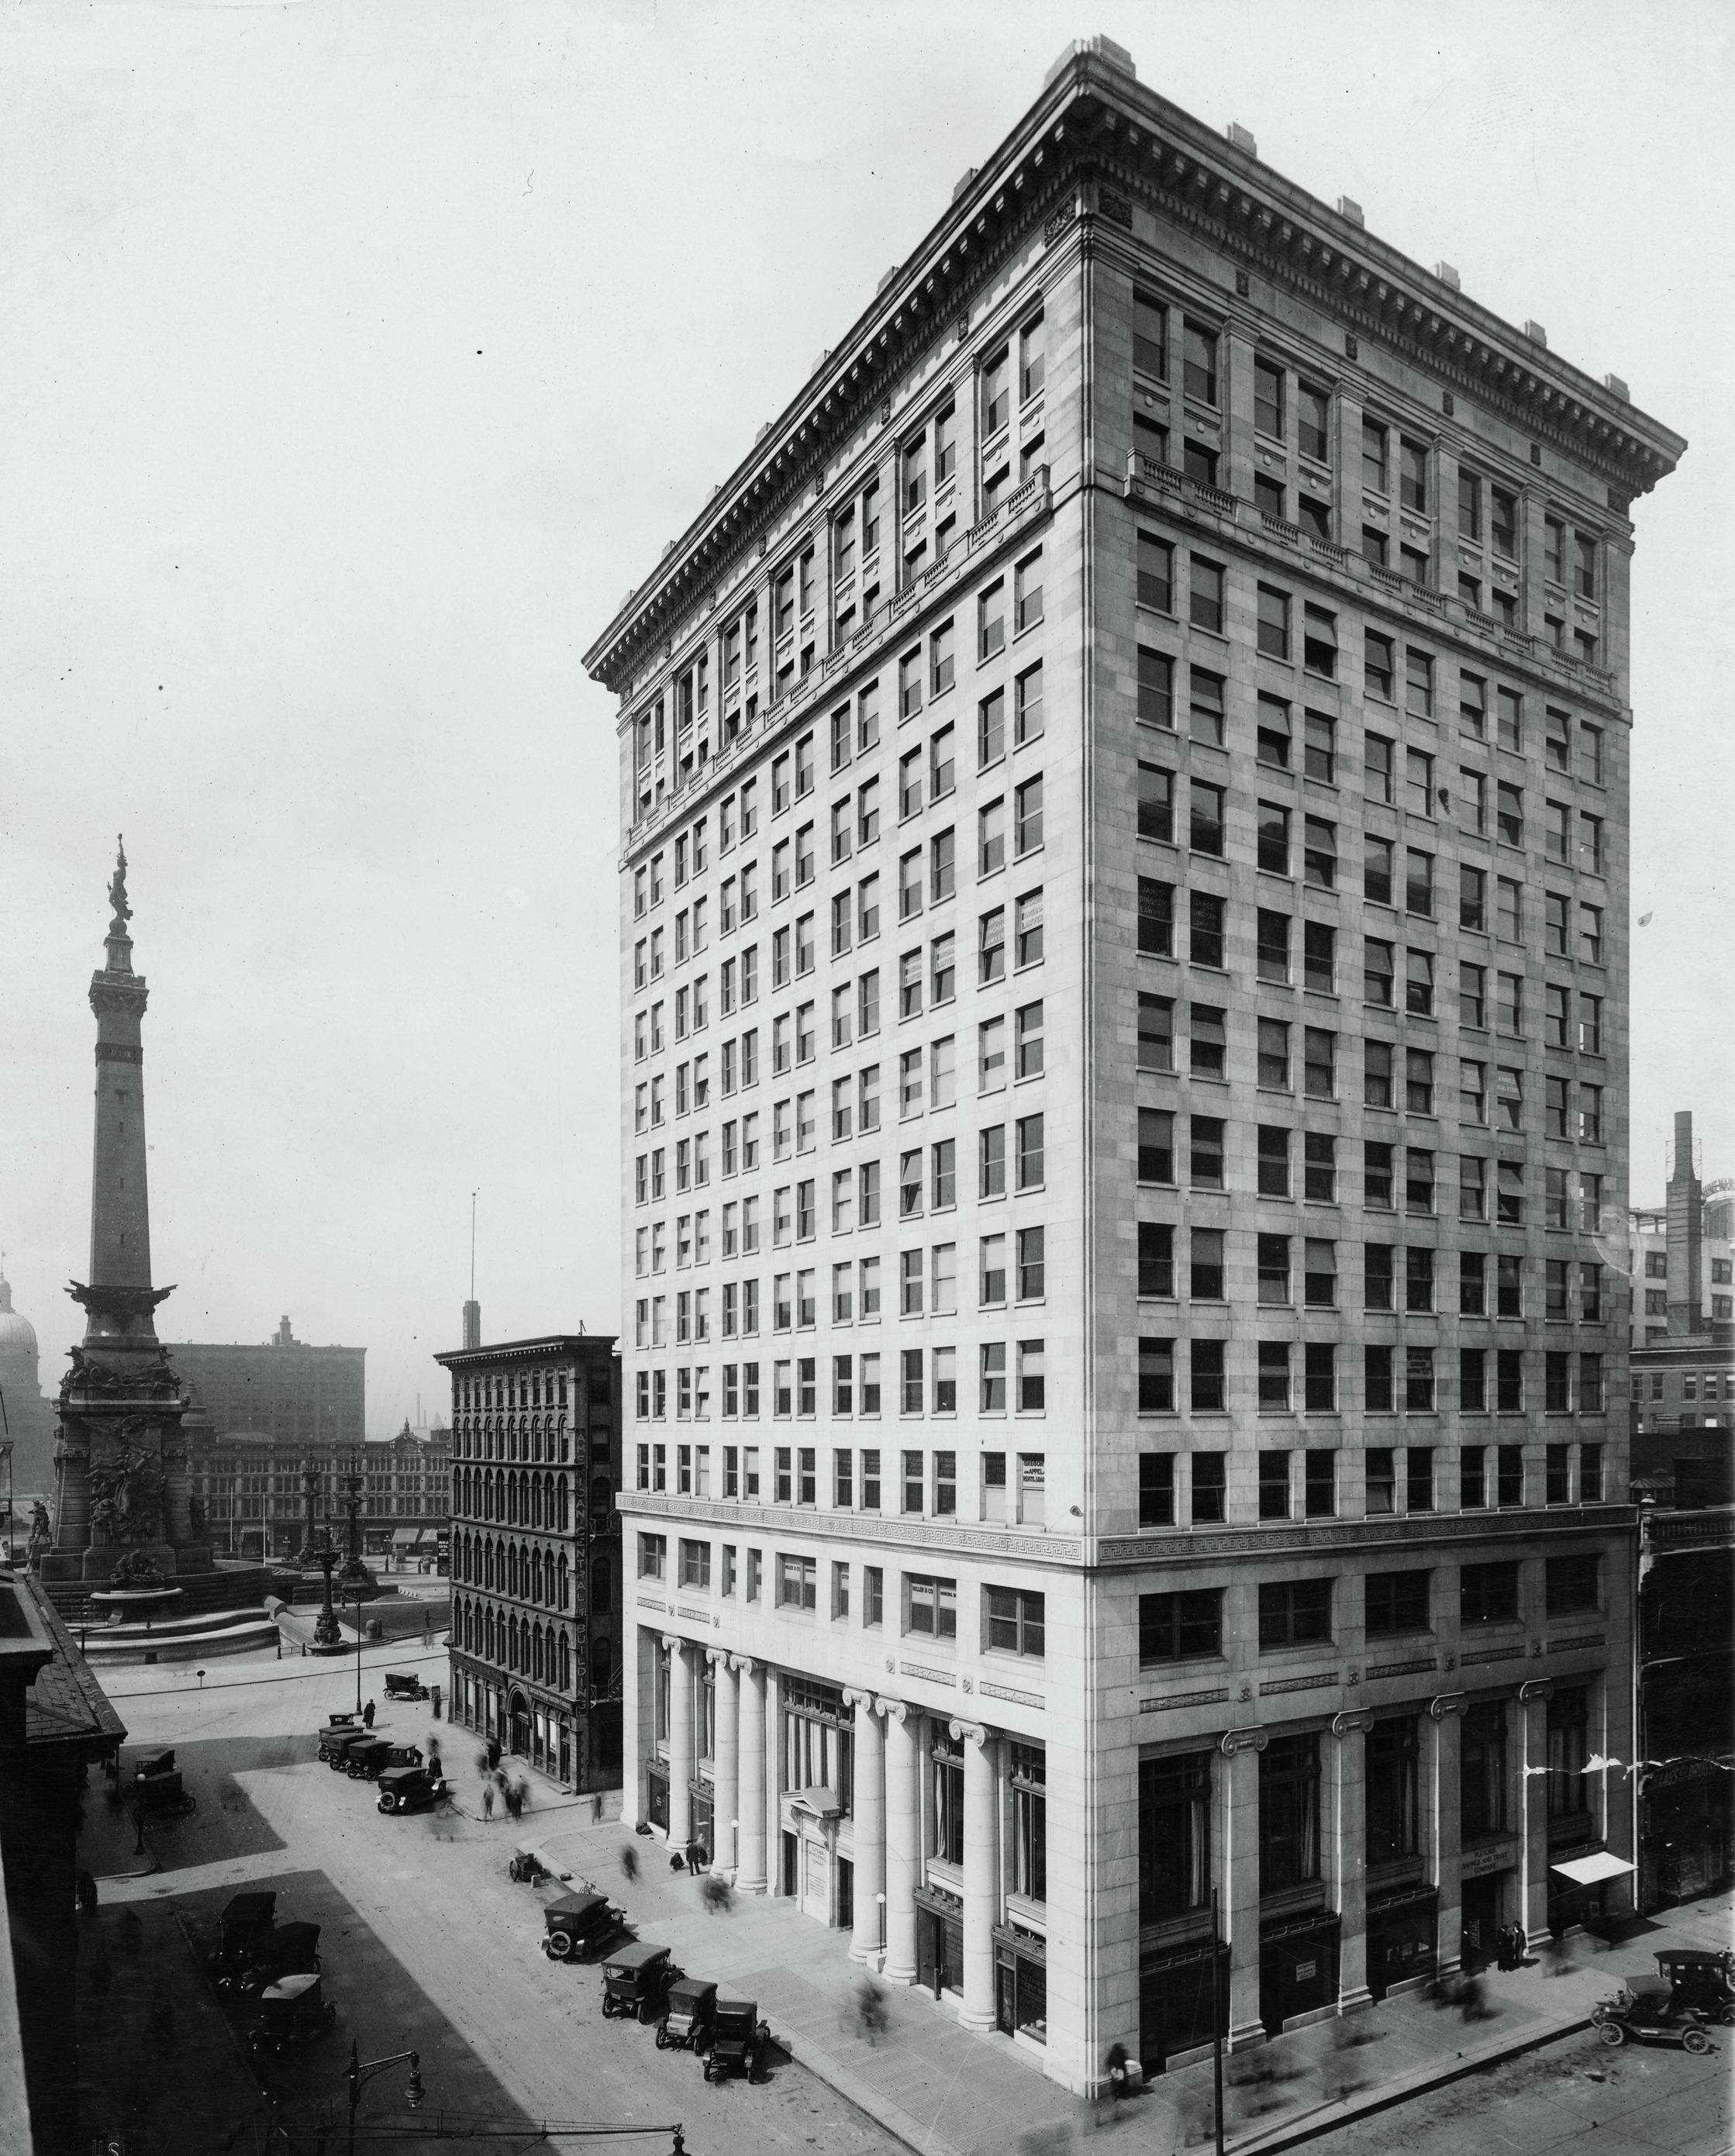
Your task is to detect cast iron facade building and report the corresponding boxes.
[438,1330,623,1790]
[183,1419,451,1563]
[583,39,1683,2093]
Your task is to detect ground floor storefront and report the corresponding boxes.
[624,1624,1633,2095]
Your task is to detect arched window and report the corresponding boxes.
[591,1474,612,1518]
[557,1552,569,1609]
[531,1547,543,1605]
[559,1632,571,1691]
[557,1414,570,1464]
[532,1626,543,1682]
[559,1478,570,1532]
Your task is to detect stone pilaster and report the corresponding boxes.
[710,1651,740,1877]
[1219,1728,1267,2049]
[1518,1679,1555,1945]
[1426,1694,1468,1978]
[882,1701,919,1984]
[846,1691,886,1965]
[735,1657,767,1893]
[664,1634,694,1847]
[954,1720,998,2030]
[1328,1711,1375,2010]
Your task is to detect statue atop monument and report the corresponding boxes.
[107,835,131,935]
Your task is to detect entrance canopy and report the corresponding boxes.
[1550,1851,1636,1886]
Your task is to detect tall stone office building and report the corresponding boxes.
[583,39,1682,2092]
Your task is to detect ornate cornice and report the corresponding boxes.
[584,53,1682,699]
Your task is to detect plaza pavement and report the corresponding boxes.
[86,1642,1733,2156]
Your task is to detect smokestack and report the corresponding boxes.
[1667,1109,1703,1335]
[461,1299,481,1352]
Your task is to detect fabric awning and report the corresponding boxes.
[788,1784,843,1820]
[1550,1851,1637,1886]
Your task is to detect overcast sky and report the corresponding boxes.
[3,0,1730,1436]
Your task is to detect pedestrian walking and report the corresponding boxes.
[362,1699,376,1730]
[619,1844,640,1885]
[482,1781,495,1821]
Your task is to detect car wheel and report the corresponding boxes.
[1683,2027,1712,2056]
[1598,2021,1626,2047]
[655,2027,669,2049]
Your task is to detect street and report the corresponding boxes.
[85,1637,901,2156]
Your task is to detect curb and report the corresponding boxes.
[1230,2012,1593,2154]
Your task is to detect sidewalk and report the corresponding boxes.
[519,1805,1734,2156]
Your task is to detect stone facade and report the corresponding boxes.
[581,43,1682,2094]
[437,1333,623,1791]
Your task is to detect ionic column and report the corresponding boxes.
[664,1635,695,1847]
[1518,1680,1555,1947]
[882,1702,919,1984]
[954,1720,998,2031]
[1219,1729,1267,2050]
[1426,1695,1467,1980]
[846,1692,886,1965]
[1328,1712,1375,2011]
[735,1658,767,1894]
[711,1651,740,1878]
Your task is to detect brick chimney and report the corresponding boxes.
[1667,1109,1704,1335]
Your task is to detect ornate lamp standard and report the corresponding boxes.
[336,1452,375,1593]
[311,1539,344,1655]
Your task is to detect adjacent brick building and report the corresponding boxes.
[582,39,1683,2092]
[437,1328,623,1790]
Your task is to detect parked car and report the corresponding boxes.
[704,1997,770,2083]
[376,1763,448,1814]
[133,1748,195,1816]
[542,1890,628,1961]
[249,1970,336,2054]
[1593,1985,1718,2054]
[384,1670,429,1702]
[1656,1950,1735,2025]
[315,1716,360,1761]
[219,1920,323,2002]
[345,1737,423,1782]
[601,1941,680,2023]
[321,1727,376,1771]
[657,1977,717,2053]
[206,1892,277,1983]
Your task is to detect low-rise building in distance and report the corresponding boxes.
[438,1323,623,1791]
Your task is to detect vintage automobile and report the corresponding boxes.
[248,1970,336,2054]
[542,1889,628,1961]
[509,1844,548,1885]
[656,1977,718,2053]
[1593,1984,1718,2054]
[376,1763,448,1814]
[703,1997,771,2084]
[384,1669,429,1702]
[1656,1950,1735,2025]
[344,1737,424,1782]
[220,1921,323,2002]
[133,1747,196,1816]
[600,1941,680,2023]
[320,1727,377,1770]
[314,1715,360,1761]
[206,1892,277,1983]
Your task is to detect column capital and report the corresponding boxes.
[1220,1726,1268,1757]
[705,1646,730,1668]
[881,1698,912,1727]
[842,1686,878,1713]
[947,1717,989,1748]
[1330,1710,1375,1739]
[728,1653,758,1676]
[1518,1678,1555,1703]
[661,1633,685,1654]
[1428,1692,1469,1721]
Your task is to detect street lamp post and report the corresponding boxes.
[354,1591,364,1717]
[342,2039,423,2156]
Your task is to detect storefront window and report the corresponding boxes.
[781,1676,853,1811]
[1139,1752,1210,1921]
[930,1729,964,1864]
[995,1935,1047,2044]
[1365,1716,1419,1864]
[1547,1687,1590,1823]
[1461,1701,1508,1840]
[1010,1744,1046,1902]
[1259,1734,1320,1891]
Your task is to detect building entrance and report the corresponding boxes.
[1258,1911,1340,2034]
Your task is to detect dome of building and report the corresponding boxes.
[0,1274,40,1359]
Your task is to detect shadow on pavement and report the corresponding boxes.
[85,1736,305,1878]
